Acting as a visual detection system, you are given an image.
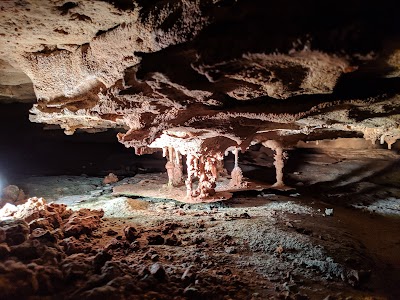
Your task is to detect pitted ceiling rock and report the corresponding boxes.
[1,0,400,152]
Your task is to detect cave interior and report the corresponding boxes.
[0,1,400,299]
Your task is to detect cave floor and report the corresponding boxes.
[9,170,400,300]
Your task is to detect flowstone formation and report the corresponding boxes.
[2,1,400,201]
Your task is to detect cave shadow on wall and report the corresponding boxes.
[285,147,400,200]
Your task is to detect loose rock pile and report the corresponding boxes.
[0,198,257,299]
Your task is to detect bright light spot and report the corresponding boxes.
[0,203,17,220]
[0,173,3,195]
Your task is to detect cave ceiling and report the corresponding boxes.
[1,0,400,153]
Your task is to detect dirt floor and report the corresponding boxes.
[1,143,400,299]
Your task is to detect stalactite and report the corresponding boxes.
[262,140,286,187]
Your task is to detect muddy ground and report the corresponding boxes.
[1,143,400,299]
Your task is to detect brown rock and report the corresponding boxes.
[81,285,121,300]
[1,219,30,246]
[63,208,104,237]
[101,261,124,281]
[165,234,181,246]
[34,264,64,294]
[29,217,52,231]
[103,173,119,184]
[147,234,164,245]
[10,241,40,260]
[123,226,139,241]
[0,260,39,298]
[106,228,118,236]
[149,262,166,279]
[61,253,93,280]
[1,185,21,202]
[30,228,56,242]
[93,251,112,272]
[0,242,10,258]
[60,236,87,255]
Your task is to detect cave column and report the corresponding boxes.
[165,147,183,186]
[262,140,286,187]
[273,145,284,187]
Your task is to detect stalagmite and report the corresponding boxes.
[229,148,247,188]
[262,140,286,187]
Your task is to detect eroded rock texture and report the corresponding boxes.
[2,0,400,198]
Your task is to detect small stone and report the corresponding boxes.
[106,229,118,236]
[10,241,40,260]
[183,286,199,297]
[28,218,52,231]
[130,241,140,251]
[196,220,205,228]
[240,212,251,219]
[324,208,334,216]
[151,254,159,261]
[0,203,17,218]
[63,209,104,237]
[182,265,194,282]
[1,219,30,246]
[283,281,297,292]
[285,222,294,228]
[93,251,112,271]
[31,228,56,242]
[81,285,119,299]
[147,234,164,245]
[103,173,119,184]
[224,246,236,254]
[149,263,165,279]
[165,234,181,246]
[346,269,360,287]
[123,226,138,241]
[275,245,284,254]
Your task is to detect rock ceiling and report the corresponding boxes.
[2,0,400,154]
